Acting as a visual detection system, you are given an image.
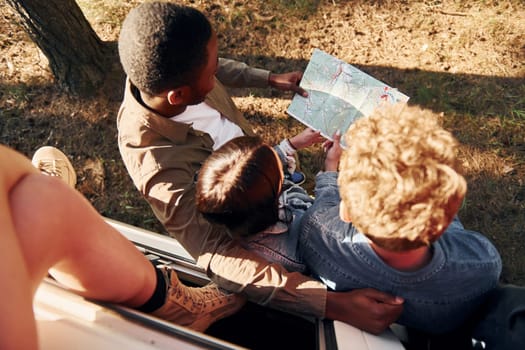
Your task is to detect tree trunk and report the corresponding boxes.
[5,0,118,96]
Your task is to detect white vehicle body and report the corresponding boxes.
[34,218,405,350]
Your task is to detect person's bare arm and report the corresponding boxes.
[288,127,324,150]
[323,130,343,171]
[0,145,40,350]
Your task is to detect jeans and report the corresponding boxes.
[471,284,525,349]
[298,172,502,334]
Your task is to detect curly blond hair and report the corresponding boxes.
[338,104,467,251]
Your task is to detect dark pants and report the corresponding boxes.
[472,284,525,350]
[398,284,525,350]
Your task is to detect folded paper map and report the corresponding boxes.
[287,49,409,147]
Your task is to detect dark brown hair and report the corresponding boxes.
[196,136,282,237]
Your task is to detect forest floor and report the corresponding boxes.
[1,0,524,285]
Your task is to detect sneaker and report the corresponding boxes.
[31,146,77,188]
[285,171,306,185]
[152,269,246,332]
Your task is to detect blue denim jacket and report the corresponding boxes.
[241,181,312,273]
[240,145,313,272]
[299,172,502,334]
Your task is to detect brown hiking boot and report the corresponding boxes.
[32,146,77,188]
[152,269,246,332]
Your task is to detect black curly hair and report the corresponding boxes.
[118,2,212,95]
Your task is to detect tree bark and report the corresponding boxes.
[5,0,119,96]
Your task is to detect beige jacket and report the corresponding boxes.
[117,58,326,317]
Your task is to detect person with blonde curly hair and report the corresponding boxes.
[337,104,467,251]
[196,103,525,347]
[197,104,502,330]
[299,104,502,335]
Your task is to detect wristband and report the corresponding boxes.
[279,139,297,156]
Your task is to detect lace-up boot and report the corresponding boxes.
[152,269,246,332]
[31,146,77,188]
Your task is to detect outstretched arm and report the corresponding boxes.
[288,127,324,150]
[216,57,308,97]
[269,71,308,97]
